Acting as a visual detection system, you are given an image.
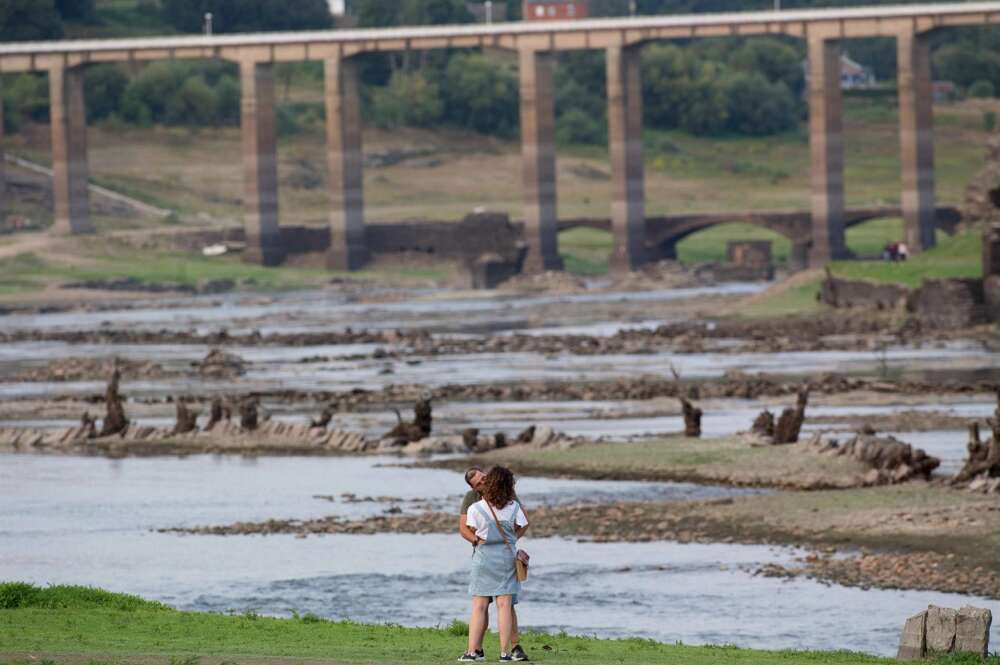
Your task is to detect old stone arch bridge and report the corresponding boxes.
[558,204,962,269]
[0,2,996,272]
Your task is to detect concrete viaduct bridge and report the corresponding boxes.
[0,3,997,272]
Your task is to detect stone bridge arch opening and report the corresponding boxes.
[663,222,793,267]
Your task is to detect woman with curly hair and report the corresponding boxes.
[459,466,529,662]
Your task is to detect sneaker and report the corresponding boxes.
[457,651,485,662]
[499,655,513,662]
[511,645,530,661]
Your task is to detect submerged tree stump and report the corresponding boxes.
[172,399,199,435]
[385,398,433,445]
[99,368,129,437]
[205,397,231,431]
[680,397,702,438]
[751,409,775,438]
[311,404,335,429]
[239,399,260,432]
[773,388,809,444]
[954,416,1000,483]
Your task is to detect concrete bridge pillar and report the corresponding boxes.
[789,239,811,272]
[897,30,936,252]
[325,55,369,271]
[807,37,847,266]
[519,49,562,273]
[50,66,94,235]
[0,76,5,214]
[240,60,283,266]
[607,44,647,272]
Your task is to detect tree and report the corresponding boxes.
[85,65,129,122]
[0,0,63,41]
[969,79,997,99]
[372,72,444,128]
[443,53,519,136]
[161,0,333,34]
[724,72,797,135]
[729,38,804,95]
[55,0,94,20]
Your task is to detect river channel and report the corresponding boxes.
[1,283,998,656]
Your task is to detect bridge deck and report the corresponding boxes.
[2,2,1000,71]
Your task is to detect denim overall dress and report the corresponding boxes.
[468,501,521,598]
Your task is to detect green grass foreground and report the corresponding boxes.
[5,584,994,665]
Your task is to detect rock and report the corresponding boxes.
[402,436,468,455]
[531,425,556,447]
[198,349,246,378]
[955,606,992,658]
[925,605,958,656]
[838,434,940,482]
[897,610,927,660]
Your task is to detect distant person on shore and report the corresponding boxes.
[458,466,529,662]
[897,242,909,261]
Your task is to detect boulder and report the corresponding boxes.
[955,606,992,658]
[925,606,958,656]
[897,610,927,660]
[198,349,246,378]
[840,434,940,481]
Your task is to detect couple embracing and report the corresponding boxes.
[457,466,531,662]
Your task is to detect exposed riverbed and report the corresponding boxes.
[1,283,998,656]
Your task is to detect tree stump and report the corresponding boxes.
[751,409,775,438]
[99,368,129,437]
[311,404,335,429]
[239,399,259,432]
[680,397,702,438]
[205,397,230,431]
[385,398,434,445]
[773,389,809,444]
[172,400,199,435]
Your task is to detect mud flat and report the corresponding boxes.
[168,483,1000,600]
[422,435,926,489]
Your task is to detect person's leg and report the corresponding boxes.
[496,595,514,656]
[511,606,519,647]
[468,596,490,654]
[474,598,490,652]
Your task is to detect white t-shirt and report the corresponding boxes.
[466,499,528,541]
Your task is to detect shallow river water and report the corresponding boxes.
[2,284,999,656]
[2,452,999,657]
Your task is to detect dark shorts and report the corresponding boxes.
[486,595,519,606]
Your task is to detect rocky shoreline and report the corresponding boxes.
[0,311,996,359]
[160,490,1000,600]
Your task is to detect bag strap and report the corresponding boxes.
[486,501,517,559]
